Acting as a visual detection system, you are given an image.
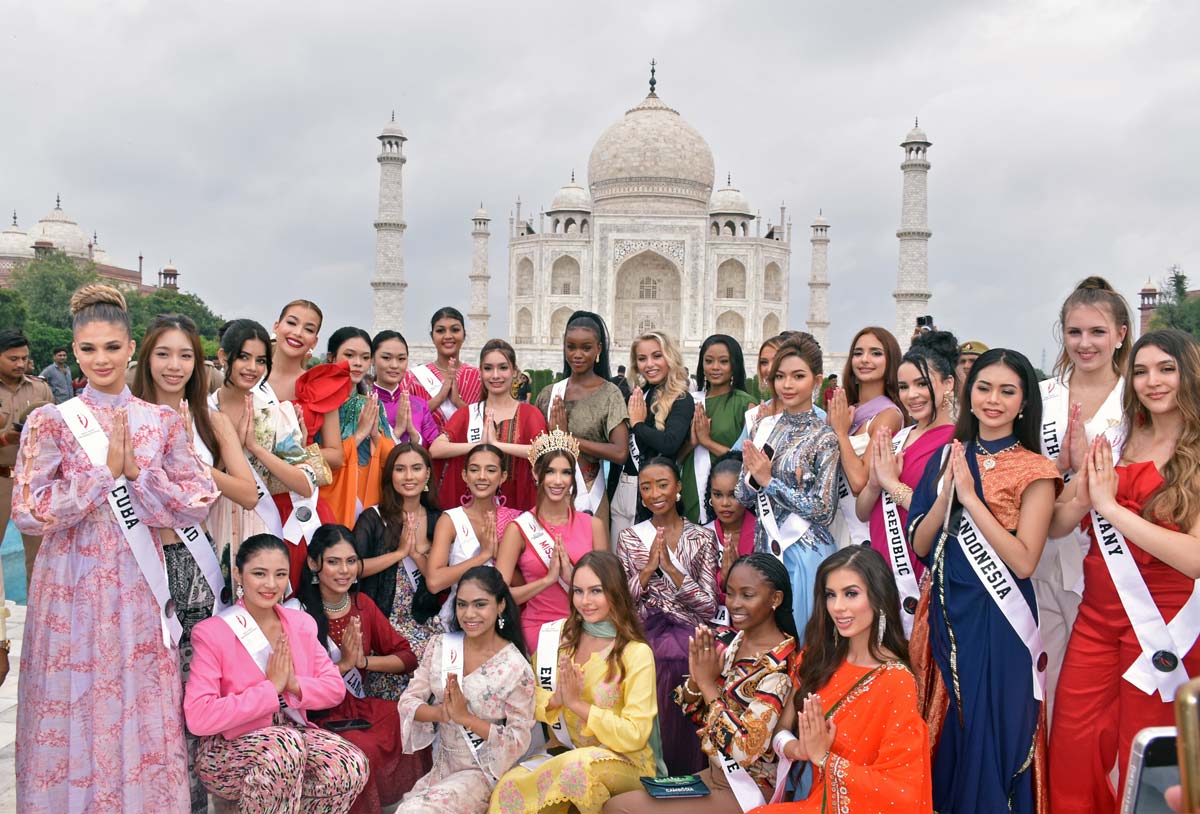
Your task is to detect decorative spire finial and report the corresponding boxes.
[55,194,61,210]
[391,110,395,123]
[571,169,575,183]
[819,208,823,216]
[93,230,98,244]
[649,59,657,95]
[727,172,732,186]
[10,210,16,227]
[915,116,919,127]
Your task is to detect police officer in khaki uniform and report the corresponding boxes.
[0,329,54,594]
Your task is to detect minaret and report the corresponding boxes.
[371,113,408,336]
[467,205,491,342]
[893,118,933,349]
[807,211,831,357]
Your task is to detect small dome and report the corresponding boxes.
[548,178,592,213]
[812,210,828,227]
[709,178,752,216]
[0,215,32,258]
[92,247,111,264]
[903,119,929,145]
[473,206,490,220]
[381,113,406,140]
[587,92,715,212]
[28,198,90,257]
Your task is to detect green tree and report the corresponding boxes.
[127,288,225,343]
[1149,265,1200,337]
[0,289,28,330]
[23,321,74,373]
[9,251,97,331]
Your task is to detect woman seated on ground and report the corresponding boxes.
[395,566,536,814]
[489,550,662,814]
[603,553,799,813]
[184,533,369,814]
[750,547,931,813]
[299,523,424,814]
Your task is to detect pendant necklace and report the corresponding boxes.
[975,440,1020,473]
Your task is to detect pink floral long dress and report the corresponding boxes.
[13,385,219,814]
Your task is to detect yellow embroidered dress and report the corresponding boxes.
[489,640,658,814]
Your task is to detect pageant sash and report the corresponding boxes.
[441,632,489,770]
[217,605,306,725]
[59,397,182,648]
[629,429,643,472]
[744,415,808,559]
[550,378,607,513]
[879,425,920,637]
[176,431,228,613]
[704,520,731,626]
[956,506,1047,700]
[414,363,457,422]
[248,381,319,544]
[516,511,570,592]
[326,640,366,699]
[836,431,872,548]
[632,520,689,578]
[369,507,425,591]
[440,507,489,627]
[718,744,766,812]
[535,618,576,749]
[1090,507,1200,700]
[692,391,711,524]
[466,401,485,444]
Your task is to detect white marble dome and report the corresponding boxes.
[548,178,592,213]
[28,200,90,256]
[0,216,32,258]
[587,92,715,212]
[709,180,752,216]
[903,122,929,144]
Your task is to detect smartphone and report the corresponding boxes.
[1123,726,1179,814]
[324,718,372,732]
[916,315,934,330]
[1176,677,1200,812]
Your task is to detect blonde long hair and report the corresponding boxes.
[1124,329,1200,530]
[629,331,689,429]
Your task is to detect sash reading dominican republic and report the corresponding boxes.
[1088,428,1200,700]
[441,632,489,771]
[549,379,607,513]
[59,397,182,648]
[880,425,920,637]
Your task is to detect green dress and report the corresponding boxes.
[680,389,756,523]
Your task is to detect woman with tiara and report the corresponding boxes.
[15,284,219,813]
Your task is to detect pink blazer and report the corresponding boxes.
[184,604,345,740]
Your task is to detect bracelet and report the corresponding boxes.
[814,750,830,772]
[772,730,797,758]
[887,483,913,505]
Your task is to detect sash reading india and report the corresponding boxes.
[59,397,182,648]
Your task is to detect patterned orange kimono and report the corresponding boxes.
[753,660,931,813]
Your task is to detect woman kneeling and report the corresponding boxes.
[184,534,369,814]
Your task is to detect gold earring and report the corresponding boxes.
[423,479,430,492]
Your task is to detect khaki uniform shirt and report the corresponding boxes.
[0,375,55,468]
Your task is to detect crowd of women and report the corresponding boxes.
[8,274,1198,814]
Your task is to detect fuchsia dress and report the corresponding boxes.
[513,510,595,647]
[14,385,219,813]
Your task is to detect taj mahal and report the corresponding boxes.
[372,66,933,369]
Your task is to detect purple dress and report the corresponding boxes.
[13,385,219,813]
[849,394,902,435]
[374,382,439,448]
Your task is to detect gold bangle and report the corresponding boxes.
[887,483,913,504]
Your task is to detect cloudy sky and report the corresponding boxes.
[4,0,1198,366]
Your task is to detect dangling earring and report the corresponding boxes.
[423,479,430,492]
[942,391,951,409]
[235,583,244,600]
[497,616,506,630]
[1117,342,1123,349]
[311,573,319,584]
[876,612,887,645]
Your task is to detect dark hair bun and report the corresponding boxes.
[1075,275,1117,293]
